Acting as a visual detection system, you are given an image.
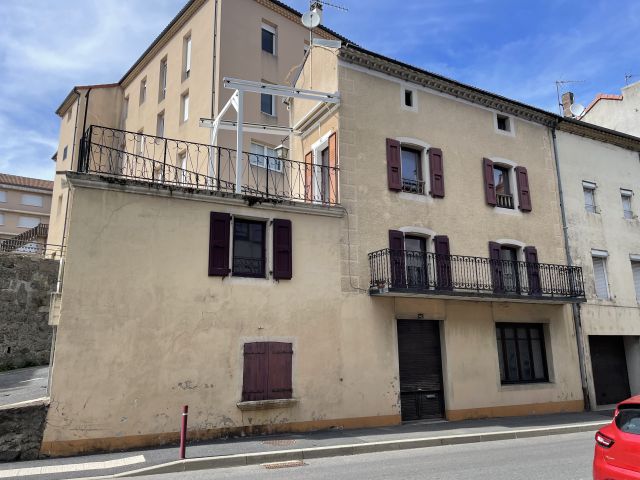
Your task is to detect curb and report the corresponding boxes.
[106,420,608,478]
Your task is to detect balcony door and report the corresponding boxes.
[500,246,521,293]
[405,236,428,289]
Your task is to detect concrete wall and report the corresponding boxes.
[0,254,59,371]
[0,399,49,461]
[581,81,640,137]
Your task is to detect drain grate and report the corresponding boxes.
[262,439,297,447]
[262,460,306,470]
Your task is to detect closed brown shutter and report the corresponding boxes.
[515,166,532,212]
[489,241,503,293]
[429,148,445,198]
[208,212,230,276]
[304,151,313,201]
[267,342,293,400]
[483,158,497,206]
[272,219,292,280]
[524,246,541,295]
[328,133,338,204]
[386,138,402,191]
[242,342,268,401]
[389,229,405,288]
[434,235,452,290]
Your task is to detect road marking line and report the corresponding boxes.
[0,454,145,478]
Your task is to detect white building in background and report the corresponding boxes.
[577,81,640,136]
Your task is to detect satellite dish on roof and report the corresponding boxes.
[570,103,586,117]
[302,9,322,29]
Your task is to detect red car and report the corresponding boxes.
[594,395,640,479]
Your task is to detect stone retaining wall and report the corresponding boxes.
[0,254,59,371]
[0,399,49,461]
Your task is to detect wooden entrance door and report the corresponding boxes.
[589,335,631,406]
[397,320,445,421]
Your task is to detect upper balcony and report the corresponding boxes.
[368,249,585,303]
[78,125,340,206]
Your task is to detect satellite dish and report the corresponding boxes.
[570,103,586,117]
[302,9,322,29]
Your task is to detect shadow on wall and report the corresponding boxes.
[0,253,59,371]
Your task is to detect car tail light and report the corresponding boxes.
[595,431,614,449]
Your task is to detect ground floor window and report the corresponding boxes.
[242,342,293,402]
[496,323,548,384]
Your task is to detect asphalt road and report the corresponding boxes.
[0,365,49,406]
[134,431,595,480]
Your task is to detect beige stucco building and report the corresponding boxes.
[43,0,640,458]
[0,174,53,250]
[555,128,640,409]
[579,81,640,136]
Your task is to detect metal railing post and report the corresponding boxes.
[162,139,168,182]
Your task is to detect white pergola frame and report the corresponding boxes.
[200,77,340,195]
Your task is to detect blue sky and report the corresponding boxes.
[0,0,638,180]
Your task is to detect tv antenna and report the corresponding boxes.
[555,80,585,115]
[625,73,639,85]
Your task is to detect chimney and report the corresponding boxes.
[561,92,574,117]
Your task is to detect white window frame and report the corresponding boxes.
[123,96,129,120]
[591,249,610,300]
[139,77,147,105]
[159,57,168,101]
[261,23,277,55]
[583,181,597,214]
[0,191,7,203]
[621,189,634,219]
[249,142,282,173]
[311,131,335,203]
[156,112,165,138]
[494,112,515,137]
[21,194,43,207]
[260,92,276,116]
[181,92,190,123]
[0,213,4,226]
[630,255,640,302]
[401,84,418,112]
[183,35,192,79]
[17,216,40,229]
[488,157,522,215]
[135,130,144,156]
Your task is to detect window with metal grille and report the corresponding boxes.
[496,323,548,384]
[242,342,292,402]
[233,219,266,278]
[621,190,634,219]
[592,254,610,300]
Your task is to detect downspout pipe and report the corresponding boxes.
[551,123,590,411]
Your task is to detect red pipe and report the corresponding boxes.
[179,405,188,459]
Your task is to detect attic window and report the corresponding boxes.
[497,114,511,132]
[404,89,413,107]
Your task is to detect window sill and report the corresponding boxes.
[499,381,553,392]
[237,398,298,411]
[398,192,431,204]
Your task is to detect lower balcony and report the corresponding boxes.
[368,249,586,303]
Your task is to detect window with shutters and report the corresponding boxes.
[592,253,610,300]
[583,182,597,213]
[261,23,277,55]
[483,158,531,212]
[496,323,548,384]
[631,260,640,302]
[308,131,338,204]
[401,147,424,194]
[494,165,514,209]
[387,139,444,198]
[242,342,293,402]
[621,189,634,219]
[232,219,266,278]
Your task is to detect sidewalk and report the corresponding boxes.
[0,410,613,479]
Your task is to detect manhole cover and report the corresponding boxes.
[262,460,305,470]
[262,439,297,447]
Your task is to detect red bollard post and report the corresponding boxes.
[179,405,188,459]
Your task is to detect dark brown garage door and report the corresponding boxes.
[589,335,631,406]
[397,320,444,421]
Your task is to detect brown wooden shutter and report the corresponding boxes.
[272,219,292,280]
[328,133,338,204]
[489,241,503,293]
[208,212,230,277]
[434,235,452,290]
[429,148,445,198]
[388,229,405,288]
[304,151,313,201]
[267,342,293,400]
[242,342,268,401]
[386,138,402,191]
[524,246,541,295]
[483,158,497,206]
[515,166,532,212]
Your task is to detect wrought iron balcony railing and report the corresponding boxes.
[368,249,585,300]
[78,125,339,206]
